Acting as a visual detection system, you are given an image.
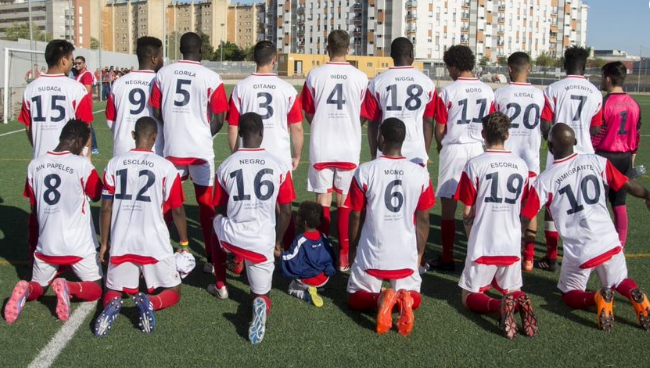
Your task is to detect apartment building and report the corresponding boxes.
[227,3,264,49]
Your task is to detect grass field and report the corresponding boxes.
[1,89,649,368]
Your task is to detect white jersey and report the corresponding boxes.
[149,60,229,162]
[347,156,435,272]
[435,77,495,146]
[523,153,628,268]
[227,73,303,169]
[25,151,102,259]
[542,76,603,154]
[213,148,295,262]
[494,83,545,174]
[301,62,368,168]
[106,70,164,156]
[18,74,94,158]
[103,149,185,263]
[455,150,529,264]
[362,66,436,165]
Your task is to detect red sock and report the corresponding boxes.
[616,278,639,300]
[337,207,351,256]
[562,290,596,309]
[282,213,296,251]
[318,206,331,236]
[102,290,122,308]
[510,290,525,301]
[212,233,227,289]
[66,281,102,301]
[612,205,628,248]
[465,292,500,314]
[257,295,271,315]
[28,213,38,261]
[441,219,456,263]
[150,289,180,311]
[544,221,559,260]
[409,291,422,310]
[27,282,44,301]
[348,291,380,310]
[194,184,215,262]
[523,240,535,262]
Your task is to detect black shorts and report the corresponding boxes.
[596,151,632,207]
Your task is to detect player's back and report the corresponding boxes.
[436,78,495,145]
[494,83,545,173]
[594,93,641,153]
[303,62,368,165]
[366,67,436,164]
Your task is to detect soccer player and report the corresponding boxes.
[210,112,294,344]
[522,123,650,332]
[149,32,229,272]
[494,52,545,272]
[592,61,642,248]
[361,37,436,166]
[94,117,188,336]
[74,55,99,155]
[346,118,435,336]
[432,45,495,271]
[538,46,603,271]
[5,120,103,324]
[455,112,538,339]
[300,30,368,271]
[106,37,164,157]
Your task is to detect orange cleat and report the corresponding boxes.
[594,288,615,332]
[630,288,650,331]
[376,288,398,334]
[498,294,518,340]
[516,294,538,338]
[396,290,415,336]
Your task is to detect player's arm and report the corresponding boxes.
[99,197,113,263]
[622,180,650,209]
[415,208,430,266]
[153,107,163,124]
[368,121,379,159]
[461,205,474,238]
[290,122,304,171]
[540,93,554,140]
[346,177,366,263]
[149,79,164,125]
[25,127,33,146]
[210,112,225,137]
[299,81,315,125]
[227,125,239,153]
[434,122,446,153]
[275,172,295,256]
[348,208,363,264]
[172,205,189,252]
[423,116,434,156]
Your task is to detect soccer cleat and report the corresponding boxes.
[427,256,456,272]
[94,297,123,337]
[306,287,324,308]
[207,284,229,299]
[630,288,650,331]
[498,294,518,340]
[376,288,398,334]
[396,290,415,337]
[339,252,350,272]
[594,288,615,332]
[516,294,538,338]
[227,259,244,275]
[533,257,557,272]
[5,281,30,323]
[522,260,533,272]
[248,297,267,344]
[52,278,71,322]
[91,148,100,155]
[133,292,156,333]
[203,262,214,274]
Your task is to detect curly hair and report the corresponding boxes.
[564,46,589,72]
[298,201,323,229]
[481,112,511,145]
[443,45,475,72]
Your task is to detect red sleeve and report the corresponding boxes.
[604,159,629,191]
[300,82,315,114]
[346,177,366,212]
[423,90,437,118]
[226,94,240,126]
[434,94,449,124]
[166,175,185,209]
[488,101,496,114]
[84,170,103,201]
[521,187,543,220]
[277,172,296,204]
[541,95,554,122]
[212,180,229,207]
[102,171,115,195]
[18,100,31,126]
[148,81,162,109]
[360,89,380,121]
[105,94,116,121]
[416,181,436,210]
[210,84,229,114]
[24,178,35,205]
[590,107,603,127]
[75,94,94,123]
[287,96,304,124]
[453,172,477,206]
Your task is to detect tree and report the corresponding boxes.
[3,22,51,42]
[587,57,607,68]
[244,46,255,62]
[534,52,555,68]
[167,31,181,60]
[497,56,508,67]
[213,41,247,61]
[90,37,99,50]
[198,32,214,61]
[479,56,490,66]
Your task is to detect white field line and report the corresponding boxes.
[0,109,106,138]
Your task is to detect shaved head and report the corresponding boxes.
[548,123,577,159]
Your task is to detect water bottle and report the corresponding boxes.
[632,165,646,179]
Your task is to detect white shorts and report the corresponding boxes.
[244,259,275,295]
[175,159,215,187]
[436,143,484,198]
[346,263,422,294]
[307,165,355,195]
[558,252,628,294]
[106,255,181,292]
[458,259,523,293]
[32,254,103,287]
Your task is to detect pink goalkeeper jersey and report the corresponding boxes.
[361,66,437,165]
[541,76,603,154]
[300,62,368,169]
[102,150,185,263]
[522,153,628,268]
[455,150,529,265]
[227,73,303,169]
[592,93,641,154]
[494,83,545,174]
[435,77,496,145]
[149,60,229,163]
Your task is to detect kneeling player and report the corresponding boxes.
[5,120,104,323]
[522,123,650,331]
[210,112,293,344]
[346,118,435,336]
[95,117,188,336]
[455,112,538,339]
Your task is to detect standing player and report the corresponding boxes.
[455,112,538,339]
[346,118,435,336]
[361,37,436,166]
[494,52,545,272]
[522,123,650,331]
[106,37,164,157]
[300,30,368,271]
[5,120,103,323]
[538,46,603,271]
[74,56,99,155]
[149,32,229,272]
[94,117,188,336]
[432,45,495,271]
[592,61,642,248]
[210,112,293,344]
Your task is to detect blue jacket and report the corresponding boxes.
[281,231,336,279]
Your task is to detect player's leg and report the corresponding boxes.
[393,272,422,336]
[433,197,458,270]
[308,166,334,236]
[494,261,537,338]
[459,261,501,314]
[291,273,328,307]
[601,151,632,247]
[346,263,396,334]
[246,259,274,344]
[522,213,537,272]
[94,288,124,337]
[97,261,139,336]
[601,253,650,330]
[208,223,229,299]
[188,163,216,272]
[4,256,52,323]
[142,255,182,311]
[537,210,559,271]
[334,169,355,271]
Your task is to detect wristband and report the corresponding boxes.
[180,240,189,248]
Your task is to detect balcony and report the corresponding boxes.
[353,15,362,23]
[462,0,470,8]
[498,17,505,23]
[406,11,417,20]
[406,0,417,9]
[353,2,362,13]
[297,6,304,15]
[498,5,505,11]
[297,16,305,25]
[461,26,469,32]
[461,12,470,20]
[353,27,362,36]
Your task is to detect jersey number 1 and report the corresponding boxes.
[230,169,275,201]
[114,169,156,202]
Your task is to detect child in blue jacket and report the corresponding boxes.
[281,201,336,307]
